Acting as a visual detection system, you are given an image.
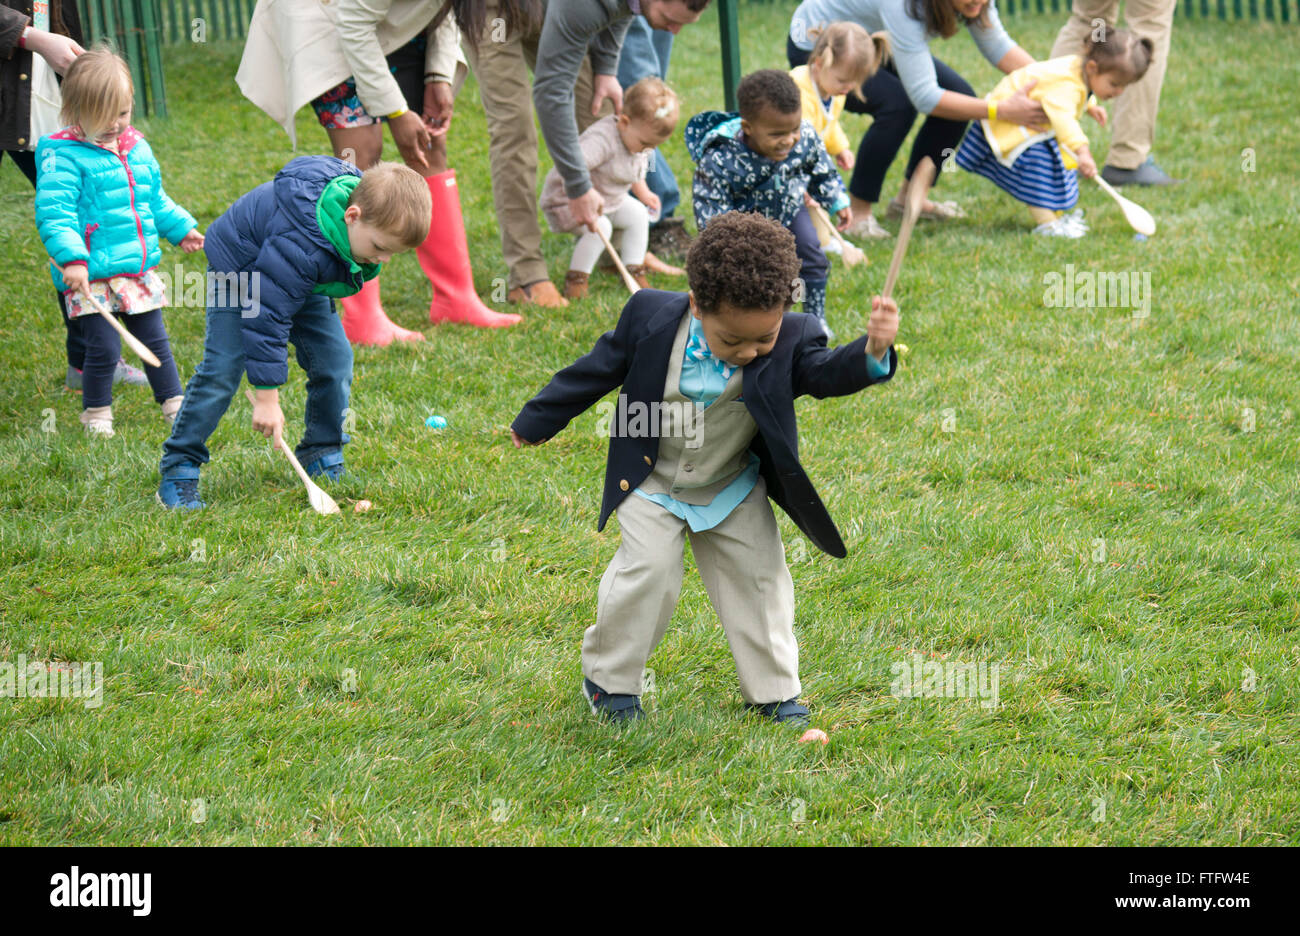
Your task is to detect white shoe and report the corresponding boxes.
[1062,209,1088,233]
[821,237,843,255]
[1033,216,1086,239]
[843,214,892,240]
[80,405,115,437]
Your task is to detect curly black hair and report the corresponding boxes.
[737,69,802,121]
[686,212,803,315]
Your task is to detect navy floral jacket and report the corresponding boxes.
[686,110,849,231]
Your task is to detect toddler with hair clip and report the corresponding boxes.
[541,76,682,300]
[955,27,1155,237]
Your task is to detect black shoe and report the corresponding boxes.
[1101,156,1182,187]
[749,697,810,727]
[582,678,645,722]
[648,217,693,261]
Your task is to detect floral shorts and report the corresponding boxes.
[310,35,426,130]
[64,269,169,318]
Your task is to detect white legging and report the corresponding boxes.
[569,197,649,273]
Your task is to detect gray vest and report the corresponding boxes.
[638,312,759,506]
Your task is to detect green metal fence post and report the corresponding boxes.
[140,0,168,117]
[719,0,741,111]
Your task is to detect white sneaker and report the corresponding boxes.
[1062,209,1089,233]
[1033,216,1086,238]
[843,214,892,240]
[821,237,843,255]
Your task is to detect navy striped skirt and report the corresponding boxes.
[955,124,1079,212]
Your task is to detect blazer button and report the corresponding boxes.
[643,455,652,465]
[619,479,629,491]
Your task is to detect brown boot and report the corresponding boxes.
[507,279,569,308]
[563,270,590,299]
[625,264,651,290]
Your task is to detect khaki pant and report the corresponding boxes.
[1050,0,1177,170]
[464,2,611,290]
[583,477,800,705]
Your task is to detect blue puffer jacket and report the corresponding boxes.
[35,126,196,292]
[204,156,366,388]
[686,111,849,231]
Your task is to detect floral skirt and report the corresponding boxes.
[64,269,169,318]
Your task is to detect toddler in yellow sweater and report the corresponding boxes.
[955,29,1154,237]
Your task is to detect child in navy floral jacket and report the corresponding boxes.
[686,69,851,338]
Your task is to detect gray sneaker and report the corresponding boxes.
[1101,156,1182,187]
[114,358,150,386]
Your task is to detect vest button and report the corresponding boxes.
[619,479,629,491]
[17,138,25,147]
[643,455,652,465]
[19,74,28,81]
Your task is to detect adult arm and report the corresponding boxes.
[880,0,1043,125]
[534,0,632,199]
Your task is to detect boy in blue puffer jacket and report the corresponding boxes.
[36,49,205,437]
[686,69,851,340]
[157,156,431,509]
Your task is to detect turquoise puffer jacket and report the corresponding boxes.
[34,126,196,292]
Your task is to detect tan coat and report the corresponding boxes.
[236,0,467,146]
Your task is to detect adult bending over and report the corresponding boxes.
[239,0,520,347]
[788,0,1047,239]
[464,0,709,310]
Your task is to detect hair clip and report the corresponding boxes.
[654,103,674,119]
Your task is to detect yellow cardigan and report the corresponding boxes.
[790,65,851,158]
[980,55,1097,167]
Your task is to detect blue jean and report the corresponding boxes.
[159,293,353,478]
[617,17,680,221]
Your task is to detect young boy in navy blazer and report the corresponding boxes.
[511,211,899,724]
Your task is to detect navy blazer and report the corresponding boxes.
[511,289,896,558]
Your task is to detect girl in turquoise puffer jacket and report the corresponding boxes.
[35,48,204,437]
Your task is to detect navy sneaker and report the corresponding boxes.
[302,450,344,481]
[750,698,811,727]
[582,677,645,722]
[157,476,205,510]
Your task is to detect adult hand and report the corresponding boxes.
[389,109,432,173]
[252,388,285,446]
[835,150,855,171]
[570,188,605,232]
[423,81,454,137]
[865,295,899,360]
[180,229,205,253]
[25,29,85,75]
[590,73,623,117]
[998,79,1048,130]
[1087,103,1108,128]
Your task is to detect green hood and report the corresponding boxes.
[314,175,381,298]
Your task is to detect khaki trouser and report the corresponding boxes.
[1050,0,1177,170]
[464,3,611,290]
[582,476,800,705]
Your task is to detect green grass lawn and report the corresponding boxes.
[1,4,1297,845]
